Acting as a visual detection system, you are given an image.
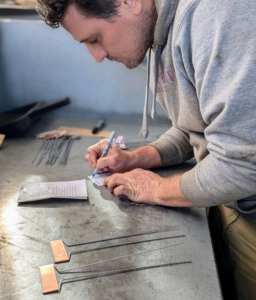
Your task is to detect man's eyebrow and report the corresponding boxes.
[78,36,92,44]
[79,37,90,43]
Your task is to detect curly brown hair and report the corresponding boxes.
[37,0,120,28]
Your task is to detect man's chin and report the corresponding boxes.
[107,56,144,69]
[121,58,144,69]
[122,62,138,70]
[107,56,119,63]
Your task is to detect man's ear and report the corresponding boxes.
[123,0,142,15]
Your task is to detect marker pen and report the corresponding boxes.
[92,119,106,134]
[92,131,116,177]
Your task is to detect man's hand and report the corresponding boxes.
[104,168,193,207]
[85,139,135,173]
[85,142,162,174]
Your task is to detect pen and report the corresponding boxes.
[92,131,116,177]
[92,119,106,134]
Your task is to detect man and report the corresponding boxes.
[37,0,256,299]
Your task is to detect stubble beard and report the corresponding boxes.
[126,8,157,69]
[107,8,157,69]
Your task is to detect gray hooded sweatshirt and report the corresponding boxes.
[141,0,256,221]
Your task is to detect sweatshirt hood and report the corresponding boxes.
[139,0,179,138]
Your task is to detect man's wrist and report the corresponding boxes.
[155,175,193,207]
[130,145,161,169]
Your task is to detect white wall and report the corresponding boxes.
[0,16,168,122]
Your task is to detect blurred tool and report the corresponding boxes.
[0,97,70,136]
[92,119,106,134]
[32,130,80,166]
[0,134,5,147]
[113,136,127,149]
[57,126,111,138]
[100,136,127,150]
[59,135,78,164]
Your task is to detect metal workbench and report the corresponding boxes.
[0,117,222,300]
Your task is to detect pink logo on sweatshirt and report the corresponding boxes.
[157,68,176,93]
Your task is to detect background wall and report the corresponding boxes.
[0,14,168,123]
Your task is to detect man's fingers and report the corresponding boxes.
[95,156,109,171]
[102,166,111,173]
[112,185,132,198]
[103,176,110,186]
[86,140,109,170]
[104,174,126,192]
[104,174,133,198]
[85,153,96,169]
[104,174,118,192]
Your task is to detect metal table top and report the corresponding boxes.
[0,117,222,300]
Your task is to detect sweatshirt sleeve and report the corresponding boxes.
[178,1,256,207]
[149,125,194,167]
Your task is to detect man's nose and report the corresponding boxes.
[85,44,108,63]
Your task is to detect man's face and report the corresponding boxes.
[60,2,156,69]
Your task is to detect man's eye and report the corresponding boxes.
[89,39,97,44]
